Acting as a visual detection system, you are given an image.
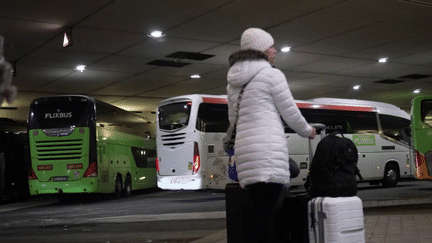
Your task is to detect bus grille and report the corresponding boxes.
[35,139,83,161]
[161,133,186,147]
[100,171,109,183]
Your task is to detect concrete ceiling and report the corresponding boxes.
[1,0,432,124]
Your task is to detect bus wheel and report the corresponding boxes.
[382,164,399,187]
[123,176,132,197]
[114,176,122,199]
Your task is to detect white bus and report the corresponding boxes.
[156,94,414,190]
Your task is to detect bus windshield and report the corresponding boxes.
[28,96,93,130]
[158,102,192,131]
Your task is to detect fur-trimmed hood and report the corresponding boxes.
[228,50,268,67]
[227,50,271,88]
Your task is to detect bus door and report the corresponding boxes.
[411,95,432,179]
[196,102,230,188]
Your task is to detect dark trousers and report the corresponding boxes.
[246,182,284,243]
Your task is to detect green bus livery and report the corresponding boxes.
[411,95,432,180]
[27,95,156,198]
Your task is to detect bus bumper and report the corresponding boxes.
[28,178,99,195]
[157,175,205,190]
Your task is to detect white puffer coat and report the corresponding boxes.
[227,51,313,188]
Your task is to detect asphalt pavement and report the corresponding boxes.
[2,183,432,243]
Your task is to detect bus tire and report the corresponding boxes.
[123,175,132,197]
[114,175,122,199]
[382,163,399,187]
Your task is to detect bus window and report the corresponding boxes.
[132,147,157,168]
[379,114,410,144]
[411,96,432,180]
[196,103,229,132]
[96,101,148,137]
[158,102,192,131]
[284,108,378,134]
[421,100,432,127]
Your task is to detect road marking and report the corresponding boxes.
[0,199,57,213]
[1,211,227,227]
[87,211,226,223]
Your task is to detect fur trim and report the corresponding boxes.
[228,50,268,67]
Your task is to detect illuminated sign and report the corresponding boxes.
[45,112,72,119]
[352,135,376,146]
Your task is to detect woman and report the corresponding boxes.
[227,28,316,243]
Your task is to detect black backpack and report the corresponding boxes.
[305,132,363,197]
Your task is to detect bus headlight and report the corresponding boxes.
[33,130,39,136]
[79,128,85,134]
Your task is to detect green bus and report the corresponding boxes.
[411,95,432,180]
[27,95,157,198]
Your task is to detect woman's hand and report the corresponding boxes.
[309,127,316,139]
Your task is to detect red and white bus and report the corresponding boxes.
[156,94,414,190]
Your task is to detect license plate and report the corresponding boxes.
[53,177,68,181]
[170,176,193,184]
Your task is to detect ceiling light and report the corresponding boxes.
[150,31,164,38]
[75,65,86,72]
[413,89,421,94]
[353,85,361,90]
[281,47,291,53]
[63,29,73,47]
[191,74,201,79]
[378,58,388,63]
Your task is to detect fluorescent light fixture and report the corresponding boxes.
[378,58,388,63]
[281,47,291,52]
[150,31,164,38]
[191,74,201,79]
[353,85,361,90]
[413,89,421,94]
[63,29,73,47]
[75,65,86,72]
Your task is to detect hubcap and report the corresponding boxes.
[387,169,397,181]
[126,183,131,194]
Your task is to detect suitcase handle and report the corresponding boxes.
[309,123,326,136]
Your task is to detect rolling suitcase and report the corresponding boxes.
[282,124,327,243]
[225,182,255,243]
[308,196,365,243]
